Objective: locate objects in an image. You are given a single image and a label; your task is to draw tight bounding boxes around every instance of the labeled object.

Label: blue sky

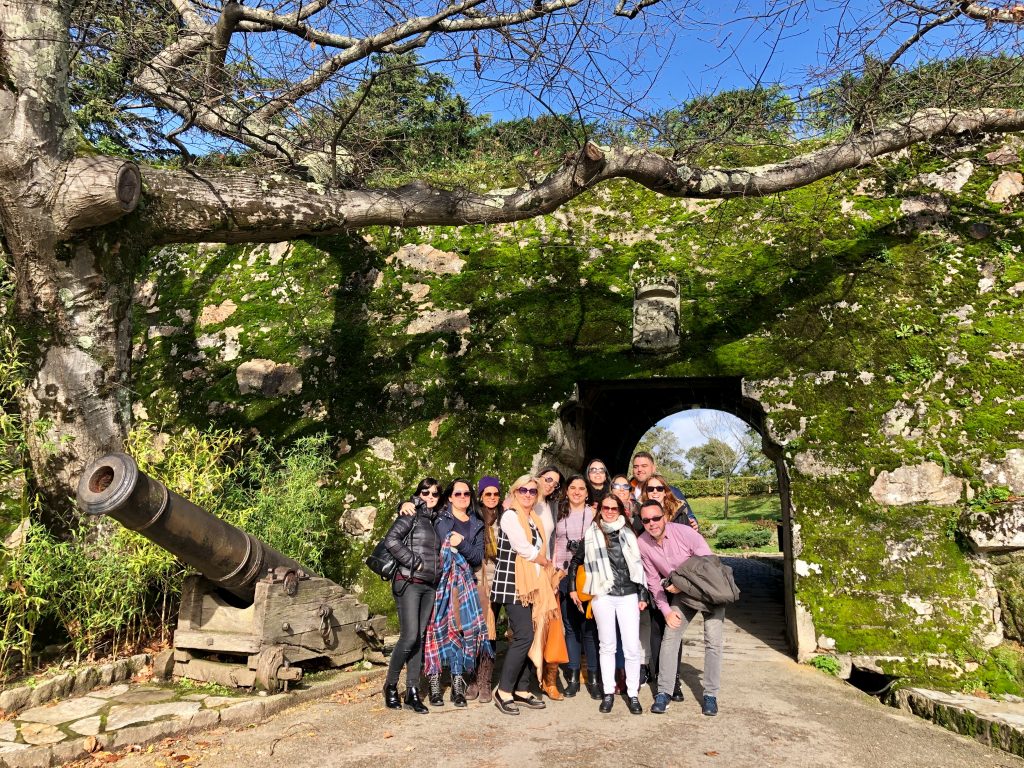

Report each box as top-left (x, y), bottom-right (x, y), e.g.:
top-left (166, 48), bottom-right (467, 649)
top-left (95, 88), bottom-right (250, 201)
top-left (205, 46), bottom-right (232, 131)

top-left (645, 408), bottom-right (750, 467)
top-left (424, 2), bottom-right (1015, 124)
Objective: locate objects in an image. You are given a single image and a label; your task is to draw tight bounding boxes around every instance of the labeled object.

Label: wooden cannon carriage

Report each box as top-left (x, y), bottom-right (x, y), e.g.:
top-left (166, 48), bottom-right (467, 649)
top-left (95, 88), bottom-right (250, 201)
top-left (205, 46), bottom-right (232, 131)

top-left (77, 453), bottom-right (385, 692)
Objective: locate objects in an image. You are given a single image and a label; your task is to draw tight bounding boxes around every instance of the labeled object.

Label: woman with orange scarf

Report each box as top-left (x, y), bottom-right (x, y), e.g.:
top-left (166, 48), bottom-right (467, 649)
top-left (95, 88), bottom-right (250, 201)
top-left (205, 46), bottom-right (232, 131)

top-left (489, 473), bottom-right (560, 715)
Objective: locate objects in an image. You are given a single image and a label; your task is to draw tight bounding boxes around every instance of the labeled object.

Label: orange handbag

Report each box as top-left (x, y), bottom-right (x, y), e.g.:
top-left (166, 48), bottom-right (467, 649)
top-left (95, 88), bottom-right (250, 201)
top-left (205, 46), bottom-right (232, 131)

top-left (575, 566), bottom-right (593, 619)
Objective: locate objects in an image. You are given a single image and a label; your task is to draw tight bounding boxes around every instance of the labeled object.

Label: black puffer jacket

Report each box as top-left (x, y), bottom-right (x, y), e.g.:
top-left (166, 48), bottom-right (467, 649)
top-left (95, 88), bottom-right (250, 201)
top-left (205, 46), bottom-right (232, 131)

top-left (384, 501), bottom-right (441, 586)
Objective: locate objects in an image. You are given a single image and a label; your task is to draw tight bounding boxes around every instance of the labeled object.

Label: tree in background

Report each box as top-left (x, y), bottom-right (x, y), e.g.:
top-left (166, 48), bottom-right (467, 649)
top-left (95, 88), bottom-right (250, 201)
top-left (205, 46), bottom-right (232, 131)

top-left (7, 1), bottom-right (1024, 517)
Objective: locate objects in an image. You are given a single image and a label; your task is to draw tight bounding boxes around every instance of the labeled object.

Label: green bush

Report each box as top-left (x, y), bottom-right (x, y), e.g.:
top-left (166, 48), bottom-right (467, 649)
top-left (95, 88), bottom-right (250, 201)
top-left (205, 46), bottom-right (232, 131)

top-left (714, 526), bottom-right (773, 549)
top-left (0, 423), bottom-right (341, 678)
top-left (677, 477), bottom-right (773, 497)
top-left (809, 654), bottom-right (841, 676)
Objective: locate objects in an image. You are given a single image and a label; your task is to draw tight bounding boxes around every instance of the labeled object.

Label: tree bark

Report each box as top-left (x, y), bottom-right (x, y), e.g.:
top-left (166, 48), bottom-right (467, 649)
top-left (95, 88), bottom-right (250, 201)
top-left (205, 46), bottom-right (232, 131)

top-left (0, 2), bottom-right (143, 522)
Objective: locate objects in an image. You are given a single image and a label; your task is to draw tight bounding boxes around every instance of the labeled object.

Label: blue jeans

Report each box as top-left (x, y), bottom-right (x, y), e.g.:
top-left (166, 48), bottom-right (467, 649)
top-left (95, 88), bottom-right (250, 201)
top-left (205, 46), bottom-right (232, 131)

top-left (559, 576), bottom-right (598, 673)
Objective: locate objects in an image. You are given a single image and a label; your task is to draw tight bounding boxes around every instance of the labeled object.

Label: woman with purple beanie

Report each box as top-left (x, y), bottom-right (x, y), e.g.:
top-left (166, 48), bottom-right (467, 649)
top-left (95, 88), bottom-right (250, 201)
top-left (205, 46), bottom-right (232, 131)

top-left (464, 474), bottom-right (502, 701)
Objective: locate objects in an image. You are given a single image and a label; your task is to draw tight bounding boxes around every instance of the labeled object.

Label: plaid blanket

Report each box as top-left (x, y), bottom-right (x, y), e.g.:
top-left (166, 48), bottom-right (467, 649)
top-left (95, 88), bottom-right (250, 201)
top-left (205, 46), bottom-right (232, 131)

top-left (423, 538), bottom-right (489, 675)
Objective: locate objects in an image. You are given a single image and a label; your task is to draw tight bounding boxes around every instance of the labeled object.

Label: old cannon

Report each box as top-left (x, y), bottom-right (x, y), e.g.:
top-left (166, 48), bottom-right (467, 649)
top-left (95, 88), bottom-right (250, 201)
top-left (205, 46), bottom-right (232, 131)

top-left (77, 452), bottom-right (385, 692)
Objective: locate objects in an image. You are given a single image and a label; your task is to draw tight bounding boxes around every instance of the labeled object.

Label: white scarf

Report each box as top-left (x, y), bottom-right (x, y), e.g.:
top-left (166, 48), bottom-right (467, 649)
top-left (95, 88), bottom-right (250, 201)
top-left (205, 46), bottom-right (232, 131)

top-left (582, 517), bottom-right (647, 597)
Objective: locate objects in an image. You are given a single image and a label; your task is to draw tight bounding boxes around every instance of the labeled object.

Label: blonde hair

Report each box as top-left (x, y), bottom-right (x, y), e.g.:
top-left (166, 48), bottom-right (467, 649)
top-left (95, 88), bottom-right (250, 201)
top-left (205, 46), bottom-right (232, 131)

top-left (508, 474), bottom-right (541, 515)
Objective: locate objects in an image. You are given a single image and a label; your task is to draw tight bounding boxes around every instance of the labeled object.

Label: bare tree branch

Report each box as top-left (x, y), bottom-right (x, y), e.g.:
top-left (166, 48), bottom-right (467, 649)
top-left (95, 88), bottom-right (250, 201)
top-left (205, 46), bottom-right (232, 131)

top-left (140, 107), bottom-right (1024, 243)
top-left (960, 2), bottom-right (1024, 24)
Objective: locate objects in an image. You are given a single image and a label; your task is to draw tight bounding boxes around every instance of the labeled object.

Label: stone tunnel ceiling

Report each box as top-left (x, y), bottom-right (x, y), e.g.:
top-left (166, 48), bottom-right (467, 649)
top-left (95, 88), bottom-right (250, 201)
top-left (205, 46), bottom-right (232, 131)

top-left (111, 137), bottom-right (1024, 686)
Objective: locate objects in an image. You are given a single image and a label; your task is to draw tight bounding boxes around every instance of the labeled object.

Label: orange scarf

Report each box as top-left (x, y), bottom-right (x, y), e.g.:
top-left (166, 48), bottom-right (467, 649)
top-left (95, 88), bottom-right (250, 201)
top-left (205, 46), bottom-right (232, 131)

top-left (511, 506), bottom-right (559, 673)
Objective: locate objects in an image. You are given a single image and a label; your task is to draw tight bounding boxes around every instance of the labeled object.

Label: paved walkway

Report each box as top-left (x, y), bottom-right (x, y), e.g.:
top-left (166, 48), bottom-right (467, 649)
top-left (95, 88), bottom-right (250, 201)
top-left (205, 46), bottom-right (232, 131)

top-left (691, 556), bottom-right (790, 661)
top-left (95, 659), bottom-right (1024, 768)
top-left (5, 556), bottom-right (1024, 766)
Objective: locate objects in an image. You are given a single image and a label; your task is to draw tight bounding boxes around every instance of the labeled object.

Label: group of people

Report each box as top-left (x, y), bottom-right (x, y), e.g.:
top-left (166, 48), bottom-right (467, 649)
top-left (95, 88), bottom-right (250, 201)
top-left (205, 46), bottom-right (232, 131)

top-left (379, 451), bottom-right (734, 718)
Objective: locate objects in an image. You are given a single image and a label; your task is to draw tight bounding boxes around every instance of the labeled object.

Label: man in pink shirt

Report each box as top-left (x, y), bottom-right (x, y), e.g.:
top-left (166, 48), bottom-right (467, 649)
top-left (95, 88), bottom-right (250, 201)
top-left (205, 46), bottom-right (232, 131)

top-left (637, 499), bottom-right (724, 716)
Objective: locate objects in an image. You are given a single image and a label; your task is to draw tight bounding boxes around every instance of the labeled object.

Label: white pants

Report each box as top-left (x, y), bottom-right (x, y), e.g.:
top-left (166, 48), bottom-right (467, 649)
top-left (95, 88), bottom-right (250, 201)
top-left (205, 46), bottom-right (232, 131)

top-left (590, 592), bottom-right (643, 698)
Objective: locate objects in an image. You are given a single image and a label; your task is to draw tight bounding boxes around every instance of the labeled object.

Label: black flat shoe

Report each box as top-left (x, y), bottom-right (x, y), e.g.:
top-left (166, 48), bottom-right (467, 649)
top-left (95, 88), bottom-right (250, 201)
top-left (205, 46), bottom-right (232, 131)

top-left (587, 678), bottom-right (602, 700)
top-left (599, 694), bottom-right (614, 713)
top-left (512, 692), bottom-right (546, 709)
top-left (493, 690), bottom-right (520, 716)
top-left (383, 683), bottom-right (401, 710)
top-left (628, 696), bottom-right (643, 715)
top-left (404, 687), bottom-right (429, 714)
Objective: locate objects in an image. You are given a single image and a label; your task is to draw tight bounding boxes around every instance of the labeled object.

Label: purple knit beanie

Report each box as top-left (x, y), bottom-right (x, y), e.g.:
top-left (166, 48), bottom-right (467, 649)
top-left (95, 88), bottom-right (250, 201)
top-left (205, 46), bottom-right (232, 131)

top-left (477, 475), bottom-right (501, 496)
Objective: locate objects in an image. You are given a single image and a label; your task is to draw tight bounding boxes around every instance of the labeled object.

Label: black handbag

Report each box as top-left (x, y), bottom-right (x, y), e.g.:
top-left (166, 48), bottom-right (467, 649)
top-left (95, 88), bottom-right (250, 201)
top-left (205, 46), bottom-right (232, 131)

top-left (366, 537), bottom-right (399, 580)
top-left (366, 514), bottom-right (415, 580)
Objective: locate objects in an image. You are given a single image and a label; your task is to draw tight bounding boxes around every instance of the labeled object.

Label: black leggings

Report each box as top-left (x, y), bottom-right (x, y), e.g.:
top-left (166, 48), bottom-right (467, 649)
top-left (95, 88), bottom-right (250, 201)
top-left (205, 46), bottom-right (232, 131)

top-left (386, 581), bottom-right (435, 687)
top-left (498, 602), bottom-right (534, 692)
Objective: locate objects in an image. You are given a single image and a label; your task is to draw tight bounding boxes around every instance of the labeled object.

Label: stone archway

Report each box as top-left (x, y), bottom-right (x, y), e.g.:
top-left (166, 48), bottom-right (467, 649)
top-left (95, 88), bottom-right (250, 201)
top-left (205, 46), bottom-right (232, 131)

top-left (538, 376), bottom-right (800, 657)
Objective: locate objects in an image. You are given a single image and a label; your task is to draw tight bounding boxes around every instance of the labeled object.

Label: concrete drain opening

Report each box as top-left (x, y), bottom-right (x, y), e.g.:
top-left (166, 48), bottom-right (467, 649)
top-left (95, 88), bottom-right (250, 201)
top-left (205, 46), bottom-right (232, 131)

top-left (846, 665), bottom-right (898, 698)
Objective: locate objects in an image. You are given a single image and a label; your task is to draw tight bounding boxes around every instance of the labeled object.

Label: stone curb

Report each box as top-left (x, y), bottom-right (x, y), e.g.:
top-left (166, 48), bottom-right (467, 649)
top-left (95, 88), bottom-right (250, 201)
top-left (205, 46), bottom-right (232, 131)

top-left (895, 687), bottom-right (1024, 758)
top-left (0, 666), bottom-right (382, 768)
top-left (0, 655), bottom-right (151, 716)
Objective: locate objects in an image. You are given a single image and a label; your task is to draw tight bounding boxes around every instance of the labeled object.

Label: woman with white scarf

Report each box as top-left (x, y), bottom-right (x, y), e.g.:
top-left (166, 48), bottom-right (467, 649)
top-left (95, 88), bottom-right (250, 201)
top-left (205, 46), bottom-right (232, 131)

top-left (568, 493), bottom-right (649, 715)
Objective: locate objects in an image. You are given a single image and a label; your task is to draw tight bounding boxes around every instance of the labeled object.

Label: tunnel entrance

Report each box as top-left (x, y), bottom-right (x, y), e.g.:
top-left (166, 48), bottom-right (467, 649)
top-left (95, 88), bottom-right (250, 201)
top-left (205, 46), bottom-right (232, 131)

top-left (542, 376), bottom-right (799, 658)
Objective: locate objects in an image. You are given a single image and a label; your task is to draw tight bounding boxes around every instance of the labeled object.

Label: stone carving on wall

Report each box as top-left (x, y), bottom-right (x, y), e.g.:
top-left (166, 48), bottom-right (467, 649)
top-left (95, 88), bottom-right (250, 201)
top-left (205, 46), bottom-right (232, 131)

top-left (632, 277), bottom-right (679, 353)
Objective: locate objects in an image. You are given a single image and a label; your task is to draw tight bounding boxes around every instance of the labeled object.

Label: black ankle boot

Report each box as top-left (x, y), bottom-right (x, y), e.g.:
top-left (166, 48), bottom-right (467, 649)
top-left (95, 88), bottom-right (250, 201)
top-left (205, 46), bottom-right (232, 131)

top-left (586, 673), bottom-right (602, 700)
top-left (384, 683), bottom-right (401, 710)
top-left (564, 669), bottom-right (580, 697)
top-left (451, 674), bottom-right (468, 708)
top-left (404, 687), bottom-right (428, 714)
top-left (428, 673), bottom-right (444, 706)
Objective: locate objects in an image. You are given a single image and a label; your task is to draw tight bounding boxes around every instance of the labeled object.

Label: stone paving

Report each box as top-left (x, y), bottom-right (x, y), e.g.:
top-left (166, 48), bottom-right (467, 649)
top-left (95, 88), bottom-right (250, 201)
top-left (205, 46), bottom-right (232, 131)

top-left (4, 556), bottom-right (1024, 763)
top-left (0, 670), bottom-right (374, 768)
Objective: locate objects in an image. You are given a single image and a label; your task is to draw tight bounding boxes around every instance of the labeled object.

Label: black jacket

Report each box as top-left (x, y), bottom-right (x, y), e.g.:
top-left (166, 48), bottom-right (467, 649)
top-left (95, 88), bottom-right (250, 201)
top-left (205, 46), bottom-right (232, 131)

top-left (384, 502), bottom-right (441, 585)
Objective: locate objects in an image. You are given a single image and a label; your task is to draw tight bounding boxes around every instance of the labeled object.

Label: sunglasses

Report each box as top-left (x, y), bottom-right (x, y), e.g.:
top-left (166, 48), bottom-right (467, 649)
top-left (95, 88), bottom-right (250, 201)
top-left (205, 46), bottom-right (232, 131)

top-left (611, 482), bottom-right (631, 490)
top-left (588, 467), bottom-right (607, 474)
top-left (420, 489), bottom-right (440, 497)
top-left (451, 491), bottom-right (471, 498)
top-left (646, 485), bottom-right (666, 493)
top-left (516, 487), bottom-right (539, 496)
top-left (481, 490), bottom-right (500, 497)
top-left (541, 476), bottom-right (558, 484)
top-left (641, 514), bottom-right (663, 524)
top-left (599, 504), bottom-right (619, 512)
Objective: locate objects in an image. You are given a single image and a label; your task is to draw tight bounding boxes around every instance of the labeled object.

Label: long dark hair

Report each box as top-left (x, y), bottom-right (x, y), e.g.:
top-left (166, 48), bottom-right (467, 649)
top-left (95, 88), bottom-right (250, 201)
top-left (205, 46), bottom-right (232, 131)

top-left (476, 476), bottom-right (501, 560)
top-left (538, 464), bottom-right (565, 507)
top-left (584, 458), bottom-right (610, 504)
top-left (557, 474), bottom-right (588, 522)
top-left (595, 493), bottom-right (626, 548)
top-left (439, 477), bottom-right (477, 517)
top-left (414, 477), bottom-right (441, 495)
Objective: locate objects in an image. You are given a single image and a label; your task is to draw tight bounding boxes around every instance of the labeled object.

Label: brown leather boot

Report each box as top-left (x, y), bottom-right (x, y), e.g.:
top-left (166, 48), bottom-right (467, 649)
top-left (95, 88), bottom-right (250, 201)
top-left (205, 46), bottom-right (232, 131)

top-left (465, 672), bottom-right (479, 702)
top-left (541, 662), bottom-right (564, 700)
top-left (476, 655), bottom-right (493, 703)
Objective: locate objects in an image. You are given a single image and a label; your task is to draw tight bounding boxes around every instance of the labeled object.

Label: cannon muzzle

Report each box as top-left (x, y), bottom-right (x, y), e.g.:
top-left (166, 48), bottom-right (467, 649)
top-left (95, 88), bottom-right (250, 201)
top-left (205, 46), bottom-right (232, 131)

top-left (77, 452), bottom-right (311, 603)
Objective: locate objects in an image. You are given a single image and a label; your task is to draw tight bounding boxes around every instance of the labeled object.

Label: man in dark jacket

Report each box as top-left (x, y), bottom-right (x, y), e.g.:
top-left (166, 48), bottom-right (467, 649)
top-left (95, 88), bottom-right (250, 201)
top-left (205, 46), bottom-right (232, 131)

top-left (637, 500), bottom-right (725, 717)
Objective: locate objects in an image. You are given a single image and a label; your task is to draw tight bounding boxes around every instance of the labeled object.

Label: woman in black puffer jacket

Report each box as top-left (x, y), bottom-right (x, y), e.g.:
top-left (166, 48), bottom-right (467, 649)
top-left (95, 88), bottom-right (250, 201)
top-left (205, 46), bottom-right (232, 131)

top-left (382, 478), bottom-right (443, 714)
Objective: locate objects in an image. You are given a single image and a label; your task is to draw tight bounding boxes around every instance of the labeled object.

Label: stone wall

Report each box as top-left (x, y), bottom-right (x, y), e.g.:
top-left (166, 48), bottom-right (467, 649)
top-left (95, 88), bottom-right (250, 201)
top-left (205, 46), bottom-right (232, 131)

top-left (127, 136), bottom-right (1024, 685)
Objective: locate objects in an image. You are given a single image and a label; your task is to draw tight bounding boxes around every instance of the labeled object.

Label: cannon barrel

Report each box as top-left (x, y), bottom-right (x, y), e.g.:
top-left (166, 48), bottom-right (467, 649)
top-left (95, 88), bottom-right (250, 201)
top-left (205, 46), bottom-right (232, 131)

top-left (76, 452), bottom-right (312, 603)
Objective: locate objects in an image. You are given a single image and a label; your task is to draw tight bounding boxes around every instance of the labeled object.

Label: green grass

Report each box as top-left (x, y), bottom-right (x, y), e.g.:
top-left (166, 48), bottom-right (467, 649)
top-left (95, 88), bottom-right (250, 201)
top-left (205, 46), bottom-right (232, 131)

top-left (689, 494), bottom-right (783, 554)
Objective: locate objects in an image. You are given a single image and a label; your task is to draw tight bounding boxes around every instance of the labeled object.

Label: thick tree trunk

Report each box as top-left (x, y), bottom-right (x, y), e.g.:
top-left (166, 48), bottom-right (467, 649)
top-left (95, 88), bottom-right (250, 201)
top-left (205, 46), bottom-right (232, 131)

top-left (0, 1), bottom-right (143, 524)
top-left (9, 234), bottom-right (141, 525)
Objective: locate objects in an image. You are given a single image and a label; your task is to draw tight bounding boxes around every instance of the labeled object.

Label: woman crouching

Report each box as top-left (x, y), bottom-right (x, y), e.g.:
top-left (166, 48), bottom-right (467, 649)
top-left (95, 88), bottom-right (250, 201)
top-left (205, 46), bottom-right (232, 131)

top-left (568, 493), bottom-right (649, 715)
